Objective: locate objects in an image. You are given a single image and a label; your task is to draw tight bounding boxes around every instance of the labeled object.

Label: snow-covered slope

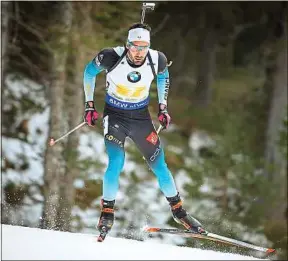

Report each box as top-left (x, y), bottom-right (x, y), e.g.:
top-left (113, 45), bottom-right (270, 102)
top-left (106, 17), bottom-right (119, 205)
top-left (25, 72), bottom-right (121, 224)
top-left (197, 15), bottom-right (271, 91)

top-left (2, 225), bottom-right (262, 260)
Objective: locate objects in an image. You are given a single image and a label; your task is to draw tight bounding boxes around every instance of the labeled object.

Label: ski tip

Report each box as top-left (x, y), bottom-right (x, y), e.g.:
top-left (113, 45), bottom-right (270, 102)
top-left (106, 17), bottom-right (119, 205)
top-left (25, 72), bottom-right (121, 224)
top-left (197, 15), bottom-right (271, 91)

top-left (266, 248), bottom-right (276, 254)
top-left (144, 227), bottom-right (160, 232)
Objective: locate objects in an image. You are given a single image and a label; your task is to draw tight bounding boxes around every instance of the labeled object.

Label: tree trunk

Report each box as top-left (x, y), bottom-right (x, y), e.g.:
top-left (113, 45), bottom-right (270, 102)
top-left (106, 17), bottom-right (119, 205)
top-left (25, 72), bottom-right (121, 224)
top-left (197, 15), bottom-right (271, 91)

top-left (264, 21), bottom-right (287, 220)
top-left (41, 2), bottom-right (73, 230)
top-left (57, 3), bottom-right (89, 231)
top-left (193, 16), bottom-right (217, 107)
top-left (221, 171), bottom-right (229, 211)
top-left (1, 1), bottom-right (11, 83)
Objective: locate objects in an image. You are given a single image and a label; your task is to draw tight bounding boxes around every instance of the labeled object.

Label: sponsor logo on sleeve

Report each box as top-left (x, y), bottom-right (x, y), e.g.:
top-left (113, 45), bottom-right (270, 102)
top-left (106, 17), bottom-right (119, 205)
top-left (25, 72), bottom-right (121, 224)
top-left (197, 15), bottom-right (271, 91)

top-left (164, 78), bottom-right (169, 101)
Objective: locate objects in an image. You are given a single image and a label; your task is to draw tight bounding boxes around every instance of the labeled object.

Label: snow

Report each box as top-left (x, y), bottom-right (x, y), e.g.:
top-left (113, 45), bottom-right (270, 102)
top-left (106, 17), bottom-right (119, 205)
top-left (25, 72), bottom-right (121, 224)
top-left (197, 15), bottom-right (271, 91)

top-left (167, 144), bottom-right (183, 155)
top-left (2, 76), bottom-right (49, 190)
top-left (78, 131), bottom-right (106, 162)
top-left (189, 130), bottom-right (215, 151)
top-left (5, 75), bottom-right (47, 107)
top-left (2, 137), bottom-right (44, 185)
top-left (2, 225), bottom-right (263, 260)
top-left (174, 169), bottom-right (191, 197)
top-left (27, 107), bottom-right (50, 150)
top-left (71, 207), bottom-right (100, 229)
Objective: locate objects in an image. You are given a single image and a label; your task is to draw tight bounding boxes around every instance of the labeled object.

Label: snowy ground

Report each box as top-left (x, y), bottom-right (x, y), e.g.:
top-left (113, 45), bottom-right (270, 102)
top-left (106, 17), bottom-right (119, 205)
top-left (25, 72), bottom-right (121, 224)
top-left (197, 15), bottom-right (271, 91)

top-left (2, 225), bottom-right (264, 260)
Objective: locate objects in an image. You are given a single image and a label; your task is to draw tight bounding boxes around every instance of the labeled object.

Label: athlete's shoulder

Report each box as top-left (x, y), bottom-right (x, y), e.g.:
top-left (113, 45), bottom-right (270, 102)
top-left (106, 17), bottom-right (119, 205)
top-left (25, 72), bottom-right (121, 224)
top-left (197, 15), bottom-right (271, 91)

top-left (94, 47), bottom-right (121, 70)
top-left (112, 46), bottom-right (126, 56)
top-left (157, 51), bottom-right (168, 64)
top-left (151, 49), bottom-right (168, 74)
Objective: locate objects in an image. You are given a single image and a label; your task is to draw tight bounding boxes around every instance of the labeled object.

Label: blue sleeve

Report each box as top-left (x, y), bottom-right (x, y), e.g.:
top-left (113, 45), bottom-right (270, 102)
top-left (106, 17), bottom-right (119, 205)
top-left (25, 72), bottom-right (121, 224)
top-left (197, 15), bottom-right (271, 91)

top-left (156, 67), bottom-right (169, 106)
top-left (83, 60), bottom-right (104, 102)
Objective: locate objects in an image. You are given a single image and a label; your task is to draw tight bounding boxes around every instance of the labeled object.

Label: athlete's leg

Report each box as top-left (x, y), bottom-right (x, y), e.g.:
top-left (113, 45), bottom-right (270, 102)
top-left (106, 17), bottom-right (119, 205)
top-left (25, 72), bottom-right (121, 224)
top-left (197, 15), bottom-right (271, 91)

top-left (129, 118), bottom-right (177, 198)
top-left (98, 113), bottom-right (128, 233)
top-left (102, 114), bottom-right (128, 201)
top-left (129, 117), bottom-right (206, 233)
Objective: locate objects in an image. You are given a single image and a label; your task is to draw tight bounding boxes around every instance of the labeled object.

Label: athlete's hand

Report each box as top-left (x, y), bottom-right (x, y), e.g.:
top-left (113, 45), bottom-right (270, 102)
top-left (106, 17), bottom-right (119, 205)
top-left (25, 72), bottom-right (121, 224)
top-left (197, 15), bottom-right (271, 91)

top-left (84, 101), bottom-right (99, 127)
top-left (158, 104), bottom-right (171, 129)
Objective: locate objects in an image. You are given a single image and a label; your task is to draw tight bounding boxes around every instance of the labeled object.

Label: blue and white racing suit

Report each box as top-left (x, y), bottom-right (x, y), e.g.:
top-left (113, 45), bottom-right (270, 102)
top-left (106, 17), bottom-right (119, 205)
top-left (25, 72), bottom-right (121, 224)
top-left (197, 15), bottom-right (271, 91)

top-left (83, 46), bottom-right (178, 201)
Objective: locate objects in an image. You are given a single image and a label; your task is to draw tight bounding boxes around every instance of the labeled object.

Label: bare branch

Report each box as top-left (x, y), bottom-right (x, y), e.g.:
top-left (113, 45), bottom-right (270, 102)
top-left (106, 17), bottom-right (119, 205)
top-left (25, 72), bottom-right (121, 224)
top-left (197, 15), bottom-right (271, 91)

top-left (11, 2), bottom-right (19, 45)
top-left (151, 14), bottom-right (170, 36)
top-left (10, 15), bottom-right (52, 53)
top-left (17, 52), bottom-right (48, 84)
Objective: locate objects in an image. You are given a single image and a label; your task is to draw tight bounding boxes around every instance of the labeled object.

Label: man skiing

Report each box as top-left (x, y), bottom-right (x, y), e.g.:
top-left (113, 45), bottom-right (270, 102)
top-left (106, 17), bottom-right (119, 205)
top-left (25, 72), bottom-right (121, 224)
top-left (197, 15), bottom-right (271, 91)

top-left (83, 23), bottom-right (206, 239)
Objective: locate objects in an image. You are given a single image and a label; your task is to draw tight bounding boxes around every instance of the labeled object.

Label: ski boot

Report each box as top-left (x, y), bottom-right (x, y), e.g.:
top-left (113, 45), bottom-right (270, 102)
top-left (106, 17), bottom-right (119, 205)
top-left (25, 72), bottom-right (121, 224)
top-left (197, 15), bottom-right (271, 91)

top-left (166, 193), bottom-right (207, 235)
top-left (97, 199), bottom-right (115, 242)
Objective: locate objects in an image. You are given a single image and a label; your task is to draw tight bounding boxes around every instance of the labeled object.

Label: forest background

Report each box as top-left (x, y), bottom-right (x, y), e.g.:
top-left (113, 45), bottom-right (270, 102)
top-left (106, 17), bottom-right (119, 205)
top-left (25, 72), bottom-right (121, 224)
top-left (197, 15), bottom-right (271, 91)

top-left (1, 1), bottom-right (287, 259)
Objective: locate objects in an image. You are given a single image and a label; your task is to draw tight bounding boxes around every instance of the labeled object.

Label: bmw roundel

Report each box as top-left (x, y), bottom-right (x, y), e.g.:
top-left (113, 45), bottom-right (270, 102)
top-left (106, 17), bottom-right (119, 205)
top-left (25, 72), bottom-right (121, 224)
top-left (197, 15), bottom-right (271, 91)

top-left (127, 71), bottom-right (141, 83)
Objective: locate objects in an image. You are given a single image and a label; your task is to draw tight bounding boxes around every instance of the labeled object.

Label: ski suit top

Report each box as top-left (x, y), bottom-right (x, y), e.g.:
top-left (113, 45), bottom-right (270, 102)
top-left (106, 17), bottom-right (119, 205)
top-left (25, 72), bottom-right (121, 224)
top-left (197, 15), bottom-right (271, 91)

top-left (83, 46), bottom-right (170, 111)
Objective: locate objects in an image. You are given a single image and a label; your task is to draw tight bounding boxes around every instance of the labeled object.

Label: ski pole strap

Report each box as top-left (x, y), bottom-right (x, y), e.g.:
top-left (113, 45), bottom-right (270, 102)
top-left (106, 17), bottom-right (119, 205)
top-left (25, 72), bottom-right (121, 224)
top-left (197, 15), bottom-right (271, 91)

top-left (147, 51), bottom-right (157, 78)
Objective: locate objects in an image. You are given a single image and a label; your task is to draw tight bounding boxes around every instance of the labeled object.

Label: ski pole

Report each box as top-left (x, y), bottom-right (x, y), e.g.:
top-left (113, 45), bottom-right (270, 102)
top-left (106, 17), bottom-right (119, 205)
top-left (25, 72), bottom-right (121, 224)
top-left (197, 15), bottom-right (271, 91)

top-left (49, 121), bottom-right (86, 147)
top-left (156, 124), bottom-right (164, 134)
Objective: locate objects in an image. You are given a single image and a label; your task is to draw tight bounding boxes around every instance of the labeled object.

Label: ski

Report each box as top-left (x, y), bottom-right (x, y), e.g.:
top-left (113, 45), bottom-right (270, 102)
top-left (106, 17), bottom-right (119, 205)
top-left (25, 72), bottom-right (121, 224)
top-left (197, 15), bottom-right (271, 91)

top-left (144, 227), bottom-right (276, 255)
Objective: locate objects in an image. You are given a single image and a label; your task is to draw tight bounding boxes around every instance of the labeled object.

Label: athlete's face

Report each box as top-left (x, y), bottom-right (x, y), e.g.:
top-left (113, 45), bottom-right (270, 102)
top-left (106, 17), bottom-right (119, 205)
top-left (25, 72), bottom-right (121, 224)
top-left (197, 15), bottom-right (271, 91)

top-left (127, 40), bottom-right (150, 65)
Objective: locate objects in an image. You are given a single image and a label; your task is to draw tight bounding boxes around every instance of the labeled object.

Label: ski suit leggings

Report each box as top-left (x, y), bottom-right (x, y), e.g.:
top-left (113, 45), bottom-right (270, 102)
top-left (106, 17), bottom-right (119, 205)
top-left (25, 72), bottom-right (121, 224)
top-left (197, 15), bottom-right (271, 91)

top-left (101, 105), bottom-right (178, 201)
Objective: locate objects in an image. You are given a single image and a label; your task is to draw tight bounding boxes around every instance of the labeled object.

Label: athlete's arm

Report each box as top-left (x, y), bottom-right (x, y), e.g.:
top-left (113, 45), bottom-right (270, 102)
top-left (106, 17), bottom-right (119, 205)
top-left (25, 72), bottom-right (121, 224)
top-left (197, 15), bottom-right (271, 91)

top-left (83, 48), bottom-right (120, 102)
top-left (156, 51), bottom-right (171, 129)
top-left (156, 51), bottom-right (170, 107)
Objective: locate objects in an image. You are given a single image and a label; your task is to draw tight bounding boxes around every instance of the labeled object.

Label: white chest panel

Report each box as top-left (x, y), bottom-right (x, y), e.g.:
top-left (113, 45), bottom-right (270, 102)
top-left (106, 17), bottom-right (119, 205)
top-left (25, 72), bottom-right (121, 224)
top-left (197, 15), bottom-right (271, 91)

top-left (105, 47), bottom-right (159, 109)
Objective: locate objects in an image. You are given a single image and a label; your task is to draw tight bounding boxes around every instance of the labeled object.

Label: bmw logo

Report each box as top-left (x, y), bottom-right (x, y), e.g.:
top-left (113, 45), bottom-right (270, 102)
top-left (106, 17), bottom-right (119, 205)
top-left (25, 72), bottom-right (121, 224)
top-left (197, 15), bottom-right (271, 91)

top-left (127, 71), bottom-right (141, 83)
